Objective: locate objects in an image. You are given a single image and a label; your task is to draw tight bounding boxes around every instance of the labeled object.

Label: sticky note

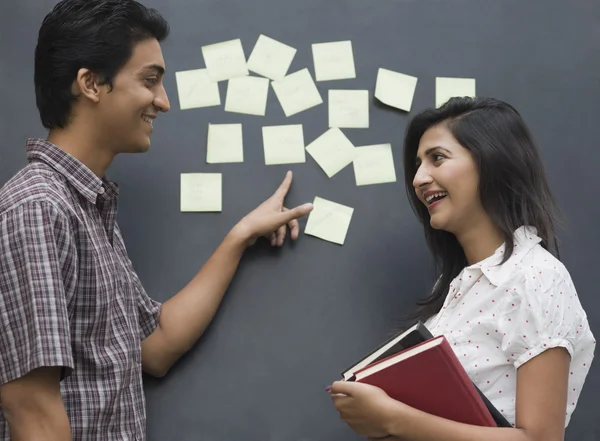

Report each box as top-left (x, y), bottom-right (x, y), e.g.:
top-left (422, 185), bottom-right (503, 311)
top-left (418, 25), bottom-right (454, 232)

top-left (262, 125), bottom-right (305, 165)
top-left (436, 77), bottom-right (476, 108)
top-left (201, 39), bottom-right (249, 82)
top-left (329, 90), bottom-right (369, 128)
top-left (247, 34), bottom-right (297, 81)
top-left (312, 41), bottom-right (356, 82)
top-left (304, 197), bottom-right (354, 245)
top-left (353, 144), bottom-right (397, 186)
top-left (271, 68), bottom-right (323, 117)
top-left (375, 68), bottom-right (418, 112)
top-left (224, 76), bottom-right (270, 116)
top-left (180, 173), bottom-right (222, 212)
top-left (175, 69), bottom-right (221, 110)
top-left (207, 123), bottom-right (243, 163)
top-left (305, 128), bottom-right (358, 178)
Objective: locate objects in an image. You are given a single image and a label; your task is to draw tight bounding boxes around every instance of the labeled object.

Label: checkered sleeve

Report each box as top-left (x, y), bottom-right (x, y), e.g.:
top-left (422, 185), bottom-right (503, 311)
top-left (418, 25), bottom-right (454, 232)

top-left (136, 283), bottom-right (162, 340)
top-left (0, 201), bottom-right (75, 385)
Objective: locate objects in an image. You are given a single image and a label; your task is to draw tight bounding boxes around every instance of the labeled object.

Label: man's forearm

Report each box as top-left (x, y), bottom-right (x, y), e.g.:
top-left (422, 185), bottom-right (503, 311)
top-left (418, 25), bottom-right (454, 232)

top-left (142, 227), bottom-right (248, 374)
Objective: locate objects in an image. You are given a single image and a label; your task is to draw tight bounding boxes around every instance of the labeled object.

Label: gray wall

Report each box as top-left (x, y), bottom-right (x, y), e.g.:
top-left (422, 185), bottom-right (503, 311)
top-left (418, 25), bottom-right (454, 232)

top-left (1, 0), bottom-right (598, 440)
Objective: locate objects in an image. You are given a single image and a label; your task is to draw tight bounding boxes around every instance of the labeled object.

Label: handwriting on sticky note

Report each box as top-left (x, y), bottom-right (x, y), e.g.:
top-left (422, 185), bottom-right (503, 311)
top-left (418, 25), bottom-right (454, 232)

top-left (262, 124), bottom-right (305, 165)
top-left (247, 35), bottom-right (297, 81)
top-left (435, 77), bottom-right (476, 108)
top-left (329, 90), bottom-right (369, 129)
top-left (353, 144), bottom-right (397, 186)
top-left (202, 39), bottom-right (249, 82)
top-left (180, 173), bottom-right (222, 212)
top-left (375, 68), bottom-right (418, 112)
top-left (271, 68), bottom-right (323, 117)
top-left (175, 69), bottom-right (221, 110)
top-left (225, 76), bottom-right (270, 116)
top-left (305, 128), bottom-right (358, 178)
top-left (207, 124), bottom-right (244, 164)
top-left (312, 41), bottom-right (356, 82)
top-left (305, 196), bottom-right (354, 245)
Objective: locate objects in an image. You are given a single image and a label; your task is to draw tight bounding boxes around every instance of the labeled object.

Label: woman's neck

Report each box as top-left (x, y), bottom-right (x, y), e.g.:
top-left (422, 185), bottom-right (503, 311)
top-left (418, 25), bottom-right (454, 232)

top-left (455, 220), bottom-right (505, 265)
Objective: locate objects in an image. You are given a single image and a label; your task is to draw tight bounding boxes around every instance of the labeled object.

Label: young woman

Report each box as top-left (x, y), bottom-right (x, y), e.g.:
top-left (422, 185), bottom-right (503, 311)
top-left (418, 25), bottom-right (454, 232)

top-left (328, 97), bottom-right (595, 441)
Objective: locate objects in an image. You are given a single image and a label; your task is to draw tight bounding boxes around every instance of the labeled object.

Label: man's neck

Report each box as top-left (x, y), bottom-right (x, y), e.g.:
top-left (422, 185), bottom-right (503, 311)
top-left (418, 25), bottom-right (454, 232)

top-left (47, 125), bottom-right (115, 177)
top-left (455, 218), bottom-right (505, 266)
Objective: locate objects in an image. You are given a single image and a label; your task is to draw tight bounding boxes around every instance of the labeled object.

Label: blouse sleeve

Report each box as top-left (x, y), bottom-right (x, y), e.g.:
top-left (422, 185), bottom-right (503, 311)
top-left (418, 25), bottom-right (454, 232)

top-left (499, 271), bottom-right (582, 369)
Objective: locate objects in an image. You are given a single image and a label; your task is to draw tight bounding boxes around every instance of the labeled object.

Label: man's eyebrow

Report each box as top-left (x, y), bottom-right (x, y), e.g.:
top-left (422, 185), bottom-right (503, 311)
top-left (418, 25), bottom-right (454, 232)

top-left (141, 64), bottom-right (165, 76)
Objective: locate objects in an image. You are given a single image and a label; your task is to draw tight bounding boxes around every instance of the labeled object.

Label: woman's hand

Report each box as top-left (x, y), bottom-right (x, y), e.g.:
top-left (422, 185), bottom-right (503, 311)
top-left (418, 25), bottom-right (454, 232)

top-left (328, 381), bottom-right (406, 438)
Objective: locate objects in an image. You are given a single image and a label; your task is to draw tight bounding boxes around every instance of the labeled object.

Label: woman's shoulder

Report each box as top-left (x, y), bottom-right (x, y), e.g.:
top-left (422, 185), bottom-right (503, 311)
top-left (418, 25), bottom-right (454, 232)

top-left (506, 242), bottom-right (573, 290)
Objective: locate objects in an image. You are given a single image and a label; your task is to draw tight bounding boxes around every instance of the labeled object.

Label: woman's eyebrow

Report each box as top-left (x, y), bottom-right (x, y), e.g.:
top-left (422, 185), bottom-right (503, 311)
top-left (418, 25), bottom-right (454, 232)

top-left (415, 146), bottom-right (452, 165)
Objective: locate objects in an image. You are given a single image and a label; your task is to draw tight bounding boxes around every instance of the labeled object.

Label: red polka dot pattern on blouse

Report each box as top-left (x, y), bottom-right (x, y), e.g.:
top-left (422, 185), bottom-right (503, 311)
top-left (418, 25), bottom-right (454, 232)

top-left (422, 226), bottom-right (596, 429)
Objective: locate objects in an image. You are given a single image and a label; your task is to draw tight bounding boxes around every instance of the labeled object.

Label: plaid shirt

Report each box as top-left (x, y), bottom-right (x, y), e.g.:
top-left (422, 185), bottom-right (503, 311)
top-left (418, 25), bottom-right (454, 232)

top-left (0, 139), bottom-right (162, 440)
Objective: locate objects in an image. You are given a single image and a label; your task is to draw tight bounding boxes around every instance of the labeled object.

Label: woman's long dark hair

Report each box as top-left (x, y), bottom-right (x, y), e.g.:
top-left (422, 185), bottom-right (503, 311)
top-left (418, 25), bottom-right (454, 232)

top-left (403, 97), bottom-right (562, 324)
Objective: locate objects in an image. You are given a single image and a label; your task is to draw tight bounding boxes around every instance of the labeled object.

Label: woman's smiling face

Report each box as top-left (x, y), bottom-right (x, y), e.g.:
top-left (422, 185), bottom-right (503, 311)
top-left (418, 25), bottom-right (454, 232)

top-left (413, 124), bottom-right (488, 236)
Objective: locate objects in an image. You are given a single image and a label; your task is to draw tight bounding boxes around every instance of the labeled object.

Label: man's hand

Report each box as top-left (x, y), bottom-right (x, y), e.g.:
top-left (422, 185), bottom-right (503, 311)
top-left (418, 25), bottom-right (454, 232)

top-left (232, 171), bottom-right (313, 247)
top-left (142, 171), bottom-right (313, 376)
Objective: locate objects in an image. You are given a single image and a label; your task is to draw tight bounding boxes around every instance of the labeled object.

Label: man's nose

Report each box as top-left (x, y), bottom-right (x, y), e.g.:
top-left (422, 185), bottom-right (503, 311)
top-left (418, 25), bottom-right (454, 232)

top-left (155, 85), bottom-right (171, 113)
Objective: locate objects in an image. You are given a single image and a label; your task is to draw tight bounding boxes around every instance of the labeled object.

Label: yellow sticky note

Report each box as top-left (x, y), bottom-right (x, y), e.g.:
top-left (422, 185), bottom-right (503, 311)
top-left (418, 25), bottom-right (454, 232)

top-left (271, 68), bottom-right (323, 117)
top-left (202, 39), bottom-right (249, 82)
top-left (262, 125), bottom-right (305, 165)
top-left (225, 76), bottom-right (270, 116)
top-left (247, 34), bottom-right (297, 81)
top-left (175, 69), bottom-right (221, 110)
top-left (312, 41), bottom-right (356, 82)
top-left (305, 197), bottom-right (354, 245)
top-left (207, 124), bottom-right (243, 164)
top-left (329, 90), bottom-right (369, 129)
top-left (375, 68), bottom-right (418, 112)
top-left (435, 77), bottom-right (476, 108)
top-left (180, 173), bottom-right (222, 212)
top-left (305, 128), bottom-right (357, 178)
top-left (353, 144), bottom-right (397, 186)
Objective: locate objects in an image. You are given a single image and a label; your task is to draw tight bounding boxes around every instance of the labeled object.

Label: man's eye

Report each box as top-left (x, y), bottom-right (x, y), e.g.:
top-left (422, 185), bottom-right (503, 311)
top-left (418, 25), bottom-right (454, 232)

top-left (145, 77), bottom-right (158, 85)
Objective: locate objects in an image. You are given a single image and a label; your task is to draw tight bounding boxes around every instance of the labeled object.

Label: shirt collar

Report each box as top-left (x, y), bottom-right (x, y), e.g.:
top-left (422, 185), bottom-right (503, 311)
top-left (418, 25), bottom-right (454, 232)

top-left (469, 226), bottom-right (542, 286)
top-left (26, 138), bottom-right (119, 204)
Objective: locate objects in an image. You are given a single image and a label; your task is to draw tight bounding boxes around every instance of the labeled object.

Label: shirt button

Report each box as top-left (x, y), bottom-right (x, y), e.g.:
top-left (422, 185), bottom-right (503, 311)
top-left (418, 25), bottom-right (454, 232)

top-left (98, 187), bottom-right (105, 194)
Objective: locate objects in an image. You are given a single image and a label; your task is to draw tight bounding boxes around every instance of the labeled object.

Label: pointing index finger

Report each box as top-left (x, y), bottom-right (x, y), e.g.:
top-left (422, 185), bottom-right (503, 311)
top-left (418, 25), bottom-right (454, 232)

top-left (274, 171), bottom-right (293, 199)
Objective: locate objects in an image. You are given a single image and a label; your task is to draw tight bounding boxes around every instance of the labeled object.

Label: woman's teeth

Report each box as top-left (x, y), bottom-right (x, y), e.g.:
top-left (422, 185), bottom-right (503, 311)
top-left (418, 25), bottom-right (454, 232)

top-left (426, 192), bottom-right (448, 204)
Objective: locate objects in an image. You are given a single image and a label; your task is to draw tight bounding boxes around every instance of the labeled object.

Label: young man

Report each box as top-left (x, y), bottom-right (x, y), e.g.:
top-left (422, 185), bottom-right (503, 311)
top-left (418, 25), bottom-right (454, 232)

top-left (0, 1), bottom-right (313, 440)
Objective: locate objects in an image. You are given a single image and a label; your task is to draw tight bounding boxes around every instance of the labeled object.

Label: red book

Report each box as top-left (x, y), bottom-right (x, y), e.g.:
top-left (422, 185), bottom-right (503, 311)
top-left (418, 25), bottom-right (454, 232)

top-left (351, 335), bottom-right (497, 427)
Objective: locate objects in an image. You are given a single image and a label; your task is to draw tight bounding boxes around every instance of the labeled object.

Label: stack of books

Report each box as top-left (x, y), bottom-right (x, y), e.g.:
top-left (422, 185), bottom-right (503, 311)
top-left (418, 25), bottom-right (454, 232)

top-left (340, 321), bottom-right (512, 428)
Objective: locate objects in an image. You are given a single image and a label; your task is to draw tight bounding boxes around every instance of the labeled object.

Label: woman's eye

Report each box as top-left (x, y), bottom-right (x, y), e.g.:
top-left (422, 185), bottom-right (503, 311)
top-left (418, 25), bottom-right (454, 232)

top-left (433, 153), bottom-right (445, 162)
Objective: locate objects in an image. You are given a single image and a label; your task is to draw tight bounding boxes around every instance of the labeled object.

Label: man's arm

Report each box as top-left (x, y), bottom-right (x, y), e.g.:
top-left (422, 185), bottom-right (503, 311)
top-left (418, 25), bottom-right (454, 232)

top-left (141, 171), bottom-right (313, 377)
top-left (140, 229), bottom-right (246, 377)
top-left (1, 367), bottom-right (71, 441)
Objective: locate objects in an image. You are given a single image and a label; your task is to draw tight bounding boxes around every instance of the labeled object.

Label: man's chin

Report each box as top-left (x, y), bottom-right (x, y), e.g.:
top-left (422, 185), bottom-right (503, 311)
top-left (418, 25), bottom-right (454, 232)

top-left (127, 139), bottom-right (151, 153)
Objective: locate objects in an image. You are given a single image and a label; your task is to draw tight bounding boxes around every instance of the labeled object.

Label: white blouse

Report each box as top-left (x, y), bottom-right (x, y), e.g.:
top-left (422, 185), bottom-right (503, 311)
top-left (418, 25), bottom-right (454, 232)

top-left (424, 226), bottom-right (595, 427)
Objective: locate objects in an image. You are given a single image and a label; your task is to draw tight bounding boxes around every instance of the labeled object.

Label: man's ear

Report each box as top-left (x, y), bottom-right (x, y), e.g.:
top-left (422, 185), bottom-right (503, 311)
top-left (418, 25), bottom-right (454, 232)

top-left (73, 68), bottom-right (103, 103)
